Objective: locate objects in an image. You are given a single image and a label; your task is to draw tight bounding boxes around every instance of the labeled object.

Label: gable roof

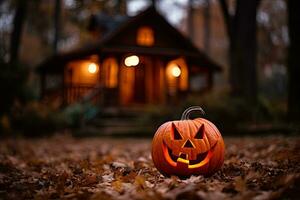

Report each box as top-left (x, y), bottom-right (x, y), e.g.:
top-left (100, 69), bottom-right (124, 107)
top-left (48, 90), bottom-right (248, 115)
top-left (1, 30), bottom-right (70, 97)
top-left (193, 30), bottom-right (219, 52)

top-left (37, 6), bottom-right (222, 73)
top-left (88, 12), bottom-right (128, 38)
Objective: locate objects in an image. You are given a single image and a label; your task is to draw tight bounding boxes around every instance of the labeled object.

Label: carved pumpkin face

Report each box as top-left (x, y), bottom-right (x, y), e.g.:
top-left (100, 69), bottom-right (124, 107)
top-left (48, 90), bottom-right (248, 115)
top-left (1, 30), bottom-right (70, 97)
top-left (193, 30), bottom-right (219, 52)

top-left (151, 107), bottom-right (225, 177)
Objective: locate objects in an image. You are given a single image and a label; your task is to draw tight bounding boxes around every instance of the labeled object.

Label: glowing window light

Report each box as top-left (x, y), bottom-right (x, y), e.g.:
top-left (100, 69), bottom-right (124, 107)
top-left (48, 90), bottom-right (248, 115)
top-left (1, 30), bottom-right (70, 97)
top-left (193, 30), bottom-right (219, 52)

top-left (88, 63), bottom-right (98, 74)
top-left (171, 64), bottom-right (181, 77)
top-left (124, 55), bottom-right (139, 67)
top-left (137, 26), bottom-right (154, 46)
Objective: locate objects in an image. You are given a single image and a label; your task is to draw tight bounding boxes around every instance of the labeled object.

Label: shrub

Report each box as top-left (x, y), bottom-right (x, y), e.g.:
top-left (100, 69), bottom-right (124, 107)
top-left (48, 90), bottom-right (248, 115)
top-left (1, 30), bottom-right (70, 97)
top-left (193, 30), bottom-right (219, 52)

top-left (180, 89), bottom-right (286, 133)
top-left (63, 103), bottom-right (99, 128)
top-left (10, 101), bottom-right (68, 136)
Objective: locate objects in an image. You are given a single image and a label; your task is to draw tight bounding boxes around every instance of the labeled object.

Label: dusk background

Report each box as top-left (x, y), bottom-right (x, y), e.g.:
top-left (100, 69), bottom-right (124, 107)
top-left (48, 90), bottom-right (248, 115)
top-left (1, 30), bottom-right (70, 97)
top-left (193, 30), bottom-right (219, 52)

top-left (0, 0), bottom-right (299, 199)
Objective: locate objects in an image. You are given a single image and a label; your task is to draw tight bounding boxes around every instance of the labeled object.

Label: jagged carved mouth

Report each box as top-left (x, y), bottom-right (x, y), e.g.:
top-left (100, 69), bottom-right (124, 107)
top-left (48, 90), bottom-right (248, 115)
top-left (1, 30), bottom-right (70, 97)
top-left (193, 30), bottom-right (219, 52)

top-left (163, 142), bottom-right (215, 169)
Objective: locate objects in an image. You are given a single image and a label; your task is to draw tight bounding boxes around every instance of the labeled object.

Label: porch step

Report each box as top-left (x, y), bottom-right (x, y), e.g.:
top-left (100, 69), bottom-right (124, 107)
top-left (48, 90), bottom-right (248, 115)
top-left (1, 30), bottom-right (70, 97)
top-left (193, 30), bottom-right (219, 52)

top-left (74, 107), bottom-right (160, 137)
top-left (74, 125), bottom-right (155, 137)
top-left (96, 107), bottom-right (147, 118)
top-left (90, 118), bottom-right (147, 127)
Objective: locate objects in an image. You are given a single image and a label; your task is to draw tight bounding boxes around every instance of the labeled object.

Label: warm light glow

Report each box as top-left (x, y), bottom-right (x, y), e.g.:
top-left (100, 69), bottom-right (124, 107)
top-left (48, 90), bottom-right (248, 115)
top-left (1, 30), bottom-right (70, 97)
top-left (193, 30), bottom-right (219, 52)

top-left (103, 57), bottom-right (118, 88)
top-left (88, 63), bottom-right (98, 74)
top-left (124, 55), bottom-right (139, 67)
top-left (171, 64), bottom-right (181, 77)
top-left (137, 26), bottom-right (154, 46)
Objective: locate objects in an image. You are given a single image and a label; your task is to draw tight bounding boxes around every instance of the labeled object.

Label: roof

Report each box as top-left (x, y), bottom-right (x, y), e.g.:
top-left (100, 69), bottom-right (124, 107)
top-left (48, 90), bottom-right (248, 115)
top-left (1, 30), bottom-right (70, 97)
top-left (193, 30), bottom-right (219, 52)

top-left (88, 12), bottom-right (128, 38)
top-left (37, 6), bottom-right (222, 73)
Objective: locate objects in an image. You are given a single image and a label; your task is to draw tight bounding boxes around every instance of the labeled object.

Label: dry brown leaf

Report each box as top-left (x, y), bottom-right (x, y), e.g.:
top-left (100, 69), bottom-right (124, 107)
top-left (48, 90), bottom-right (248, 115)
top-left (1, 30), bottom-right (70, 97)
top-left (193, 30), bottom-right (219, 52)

top-left (0, 136), bottom-right (299, 200)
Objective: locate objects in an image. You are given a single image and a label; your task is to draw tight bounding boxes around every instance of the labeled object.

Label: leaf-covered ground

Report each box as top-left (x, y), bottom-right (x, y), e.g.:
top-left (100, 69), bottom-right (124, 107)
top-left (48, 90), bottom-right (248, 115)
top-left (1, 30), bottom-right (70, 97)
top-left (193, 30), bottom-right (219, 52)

top-left (0, 135), bottom-right (299, 200)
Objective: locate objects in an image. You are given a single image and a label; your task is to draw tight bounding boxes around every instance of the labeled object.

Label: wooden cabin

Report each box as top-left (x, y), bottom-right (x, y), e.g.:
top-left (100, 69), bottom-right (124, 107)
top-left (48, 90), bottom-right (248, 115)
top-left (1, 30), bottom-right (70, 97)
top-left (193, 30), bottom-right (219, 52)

top-left (37, 7), bottom-right (221, 107)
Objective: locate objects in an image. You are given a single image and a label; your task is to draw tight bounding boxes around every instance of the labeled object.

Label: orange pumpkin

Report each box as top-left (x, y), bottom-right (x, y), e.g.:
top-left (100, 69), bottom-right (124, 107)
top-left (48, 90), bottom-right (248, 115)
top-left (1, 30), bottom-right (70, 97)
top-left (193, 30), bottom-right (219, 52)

top-left (151, 106), bottom-right (225, 177)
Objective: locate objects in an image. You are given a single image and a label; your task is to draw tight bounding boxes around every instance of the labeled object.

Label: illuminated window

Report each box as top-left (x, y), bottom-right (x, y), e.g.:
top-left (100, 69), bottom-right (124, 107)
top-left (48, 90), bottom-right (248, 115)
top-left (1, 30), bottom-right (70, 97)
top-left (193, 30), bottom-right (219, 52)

top-left (166, 58), bottom-right (188, 95)
top-left (137, 26), bottom-right (154, 46)
top-left (103, 57), bottom-right (118, 88)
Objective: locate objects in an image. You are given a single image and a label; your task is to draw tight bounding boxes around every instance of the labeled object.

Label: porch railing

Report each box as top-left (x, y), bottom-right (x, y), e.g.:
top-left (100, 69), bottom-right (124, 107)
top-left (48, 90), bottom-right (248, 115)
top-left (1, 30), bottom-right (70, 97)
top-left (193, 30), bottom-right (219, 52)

top-left (64, 83), bottom-right (102, 105)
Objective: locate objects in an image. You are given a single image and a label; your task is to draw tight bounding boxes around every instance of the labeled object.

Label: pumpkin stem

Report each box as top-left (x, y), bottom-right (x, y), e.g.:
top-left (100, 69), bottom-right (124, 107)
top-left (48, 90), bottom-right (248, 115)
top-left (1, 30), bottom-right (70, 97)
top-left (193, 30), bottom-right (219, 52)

top-left (181, 106), bottom-right (205, 120)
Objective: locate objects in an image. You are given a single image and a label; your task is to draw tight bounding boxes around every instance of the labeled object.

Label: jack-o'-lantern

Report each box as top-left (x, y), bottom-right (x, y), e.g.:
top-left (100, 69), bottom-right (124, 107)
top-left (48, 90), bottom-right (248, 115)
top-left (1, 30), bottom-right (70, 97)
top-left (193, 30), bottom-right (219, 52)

top-left (151, 106), bottom-right (225, 177)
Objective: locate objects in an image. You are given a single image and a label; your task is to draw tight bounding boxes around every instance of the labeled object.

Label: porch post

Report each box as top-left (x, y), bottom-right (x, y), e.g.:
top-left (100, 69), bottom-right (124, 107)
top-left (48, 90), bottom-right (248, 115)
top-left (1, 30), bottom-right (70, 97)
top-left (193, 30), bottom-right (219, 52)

top-left (98, 58), bottom-right (104, 106)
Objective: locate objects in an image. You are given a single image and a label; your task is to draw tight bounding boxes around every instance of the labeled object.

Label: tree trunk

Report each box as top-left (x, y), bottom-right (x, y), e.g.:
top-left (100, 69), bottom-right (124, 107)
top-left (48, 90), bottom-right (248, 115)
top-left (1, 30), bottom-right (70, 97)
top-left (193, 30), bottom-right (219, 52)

top-left (9, 0), bottom-right (27, 64)
top-left (287, 0), bottom-right (300, 122)
top-left (203, 0), bottom-right (211, 54)
top-left (219, 0), bottom-right (260, 104)
top-left (53, 0), bottom-right (61, 53)
top-left (231, 0), bottom-right (259, 103)
top-left (187, 0), bottom-right (194, 41)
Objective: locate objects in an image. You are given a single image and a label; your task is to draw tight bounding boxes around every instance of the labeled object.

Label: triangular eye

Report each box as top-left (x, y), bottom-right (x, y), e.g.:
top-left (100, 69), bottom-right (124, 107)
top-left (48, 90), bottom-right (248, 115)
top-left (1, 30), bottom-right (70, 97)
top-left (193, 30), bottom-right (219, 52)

top-left (194, 125), bottom-right (204, 139)
top-left (172, 123), bottom-right (182, 140)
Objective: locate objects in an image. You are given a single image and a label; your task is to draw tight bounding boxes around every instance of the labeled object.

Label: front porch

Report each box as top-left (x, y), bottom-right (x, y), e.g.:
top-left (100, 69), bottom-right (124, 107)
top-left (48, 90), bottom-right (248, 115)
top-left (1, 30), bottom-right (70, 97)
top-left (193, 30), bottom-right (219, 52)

top-left (41, 54), bottom-right (211, 107)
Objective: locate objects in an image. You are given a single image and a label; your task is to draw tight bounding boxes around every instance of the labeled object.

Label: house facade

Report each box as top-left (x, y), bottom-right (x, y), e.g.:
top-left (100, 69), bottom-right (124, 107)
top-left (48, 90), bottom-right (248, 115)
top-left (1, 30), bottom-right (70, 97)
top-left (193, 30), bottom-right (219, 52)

top-left (37, 7), bottom-right (221, 107)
